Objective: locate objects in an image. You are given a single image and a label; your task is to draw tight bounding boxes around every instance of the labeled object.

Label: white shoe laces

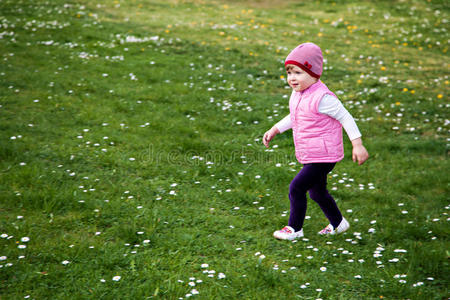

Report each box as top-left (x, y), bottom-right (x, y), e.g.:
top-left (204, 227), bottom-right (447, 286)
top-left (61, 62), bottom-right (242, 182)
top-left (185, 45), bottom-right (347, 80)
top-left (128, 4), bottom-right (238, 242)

top-left (319, 225), bottom-right (333, 234)
top-left (280, 226), bottom-right (293, 234)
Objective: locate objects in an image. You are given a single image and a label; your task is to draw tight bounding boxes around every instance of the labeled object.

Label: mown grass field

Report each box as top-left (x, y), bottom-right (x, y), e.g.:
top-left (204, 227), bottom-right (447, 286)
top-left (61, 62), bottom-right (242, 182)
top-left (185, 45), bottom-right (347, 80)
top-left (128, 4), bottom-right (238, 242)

top-left (0, 0), bottom-right (449, 299)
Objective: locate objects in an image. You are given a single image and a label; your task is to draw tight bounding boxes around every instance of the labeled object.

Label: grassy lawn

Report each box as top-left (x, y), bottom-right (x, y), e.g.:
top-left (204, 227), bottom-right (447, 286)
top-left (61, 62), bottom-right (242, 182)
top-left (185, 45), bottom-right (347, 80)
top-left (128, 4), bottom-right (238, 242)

top-left (0, 0), bottom-right (448, 298)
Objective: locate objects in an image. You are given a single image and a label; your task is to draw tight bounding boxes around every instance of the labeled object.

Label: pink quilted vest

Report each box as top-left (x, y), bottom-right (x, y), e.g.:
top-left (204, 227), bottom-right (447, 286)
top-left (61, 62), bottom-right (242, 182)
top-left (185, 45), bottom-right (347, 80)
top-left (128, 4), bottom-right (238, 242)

top-left (289, 81), bottom-right (344, 164)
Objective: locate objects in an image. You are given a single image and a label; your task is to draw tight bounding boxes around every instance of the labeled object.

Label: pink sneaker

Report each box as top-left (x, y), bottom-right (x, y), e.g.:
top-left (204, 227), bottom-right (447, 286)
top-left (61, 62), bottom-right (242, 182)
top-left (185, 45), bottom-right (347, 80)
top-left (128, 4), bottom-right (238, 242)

top-left (273, 226), bottom-right (304, 240)
top-left (318, 218), bottom-right (350, 235)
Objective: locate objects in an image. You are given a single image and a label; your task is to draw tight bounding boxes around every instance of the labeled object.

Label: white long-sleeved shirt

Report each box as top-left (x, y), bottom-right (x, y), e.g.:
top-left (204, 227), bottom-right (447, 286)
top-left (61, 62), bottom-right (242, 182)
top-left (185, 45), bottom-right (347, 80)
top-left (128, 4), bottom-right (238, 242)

top-left (274, 94), bottom-right (362, 141)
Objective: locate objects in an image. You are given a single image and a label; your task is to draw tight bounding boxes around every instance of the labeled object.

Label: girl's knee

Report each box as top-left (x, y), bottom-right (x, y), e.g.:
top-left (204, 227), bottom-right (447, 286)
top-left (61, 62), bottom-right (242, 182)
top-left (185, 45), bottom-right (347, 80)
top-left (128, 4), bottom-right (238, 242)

top-left (309, 189), bottom-right (326, 202)
top-left (289, 181), bottom-right (306, 196)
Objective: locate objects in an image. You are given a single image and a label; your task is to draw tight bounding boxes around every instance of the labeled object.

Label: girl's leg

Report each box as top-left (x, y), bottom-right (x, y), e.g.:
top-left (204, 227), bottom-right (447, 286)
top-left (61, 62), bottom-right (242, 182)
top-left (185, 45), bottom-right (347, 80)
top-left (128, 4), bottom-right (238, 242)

top-left (308, 163), bottom-right (343, 229)
top-left (288, 163), bottom-right (332, 231)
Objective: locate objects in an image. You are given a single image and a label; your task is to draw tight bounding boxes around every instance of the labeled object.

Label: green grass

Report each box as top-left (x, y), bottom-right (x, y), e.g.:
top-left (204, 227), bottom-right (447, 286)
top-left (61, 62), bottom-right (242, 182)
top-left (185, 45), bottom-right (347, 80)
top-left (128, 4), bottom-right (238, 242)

top-left (0, 0), bottom-right (449, 298)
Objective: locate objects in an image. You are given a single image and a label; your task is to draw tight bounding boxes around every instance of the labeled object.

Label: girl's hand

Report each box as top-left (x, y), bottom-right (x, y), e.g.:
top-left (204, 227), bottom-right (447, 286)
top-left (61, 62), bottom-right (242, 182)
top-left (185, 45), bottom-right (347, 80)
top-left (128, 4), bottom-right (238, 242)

top-left (351, 138), bottom-right (369, 165)
top-left (263, 127), bottom-right (280, 148)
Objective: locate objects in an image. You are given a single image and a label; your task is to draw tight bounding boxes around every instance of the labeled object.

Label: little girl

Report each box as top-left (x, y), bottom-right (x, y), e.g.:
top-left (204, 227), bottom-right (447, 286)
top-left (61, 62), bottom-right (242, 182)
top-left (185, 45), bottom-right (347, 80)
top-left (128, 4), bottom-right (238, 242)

top-left (263, 42), bottom-right (369, 240)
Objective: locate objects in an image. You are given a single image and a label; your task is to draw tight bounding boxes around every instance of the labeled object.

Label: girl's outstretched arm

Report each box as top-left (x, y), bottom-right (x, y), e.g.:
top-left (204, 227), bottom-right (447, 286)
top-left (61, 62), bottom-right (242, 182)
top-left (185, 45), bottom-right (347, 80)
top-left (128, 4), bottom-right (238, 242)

top-left (264, 114), bottom-right (291, 148)
top-left (263, 127), bottom-right (280, 148)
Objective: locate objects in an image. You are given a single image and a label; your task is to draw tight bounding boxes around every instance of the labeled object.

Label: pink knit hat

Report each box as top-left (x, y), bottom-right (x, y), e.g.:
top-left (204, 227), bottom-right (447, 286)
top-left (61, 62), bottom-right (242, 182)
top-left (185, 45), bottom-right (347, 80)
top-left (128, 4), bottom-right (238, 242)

top-left (285, 42), bottom-right (323, 79)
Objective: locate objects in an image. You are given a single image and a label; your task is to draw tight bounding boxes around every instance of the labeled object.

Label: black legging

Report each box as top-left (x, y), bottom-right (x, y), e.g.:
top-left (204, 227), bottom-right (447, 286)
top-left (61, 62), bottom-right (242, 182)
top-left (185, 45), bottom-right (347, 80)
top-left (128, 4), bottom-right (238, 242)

top-left (288, 163), bottom-right (343, 231)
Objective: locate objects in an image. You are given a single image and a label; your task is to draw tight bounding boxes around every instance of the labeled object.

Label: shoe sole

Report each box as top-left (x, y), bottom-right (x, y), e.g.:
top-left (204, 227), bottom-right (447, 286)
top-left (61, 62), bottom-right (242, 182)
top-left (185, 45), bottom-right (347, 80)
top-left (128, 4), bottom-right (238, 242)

top-left (273, 232), bottom-right (304, 240)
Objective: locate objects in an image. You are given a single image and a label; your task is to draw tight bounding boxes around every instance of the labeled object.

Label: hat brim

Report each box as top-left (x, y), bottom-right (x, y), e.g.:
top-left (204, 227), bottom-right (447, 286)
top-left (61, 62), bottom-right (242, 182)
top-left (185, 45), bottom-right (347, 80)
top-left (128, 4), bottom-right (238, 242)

top-left (285, 60), bottom-right (321, 79)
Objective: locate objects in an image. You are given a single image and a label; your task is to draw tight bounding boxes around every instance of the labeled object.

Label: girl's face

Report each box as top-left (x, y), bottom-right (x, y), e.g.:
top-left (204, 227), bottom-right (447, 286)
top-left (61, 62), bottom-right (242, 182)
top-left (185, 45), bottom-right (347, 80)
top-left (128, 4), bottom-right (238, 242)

top-left (286, 65), bottom-right (318, 92)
